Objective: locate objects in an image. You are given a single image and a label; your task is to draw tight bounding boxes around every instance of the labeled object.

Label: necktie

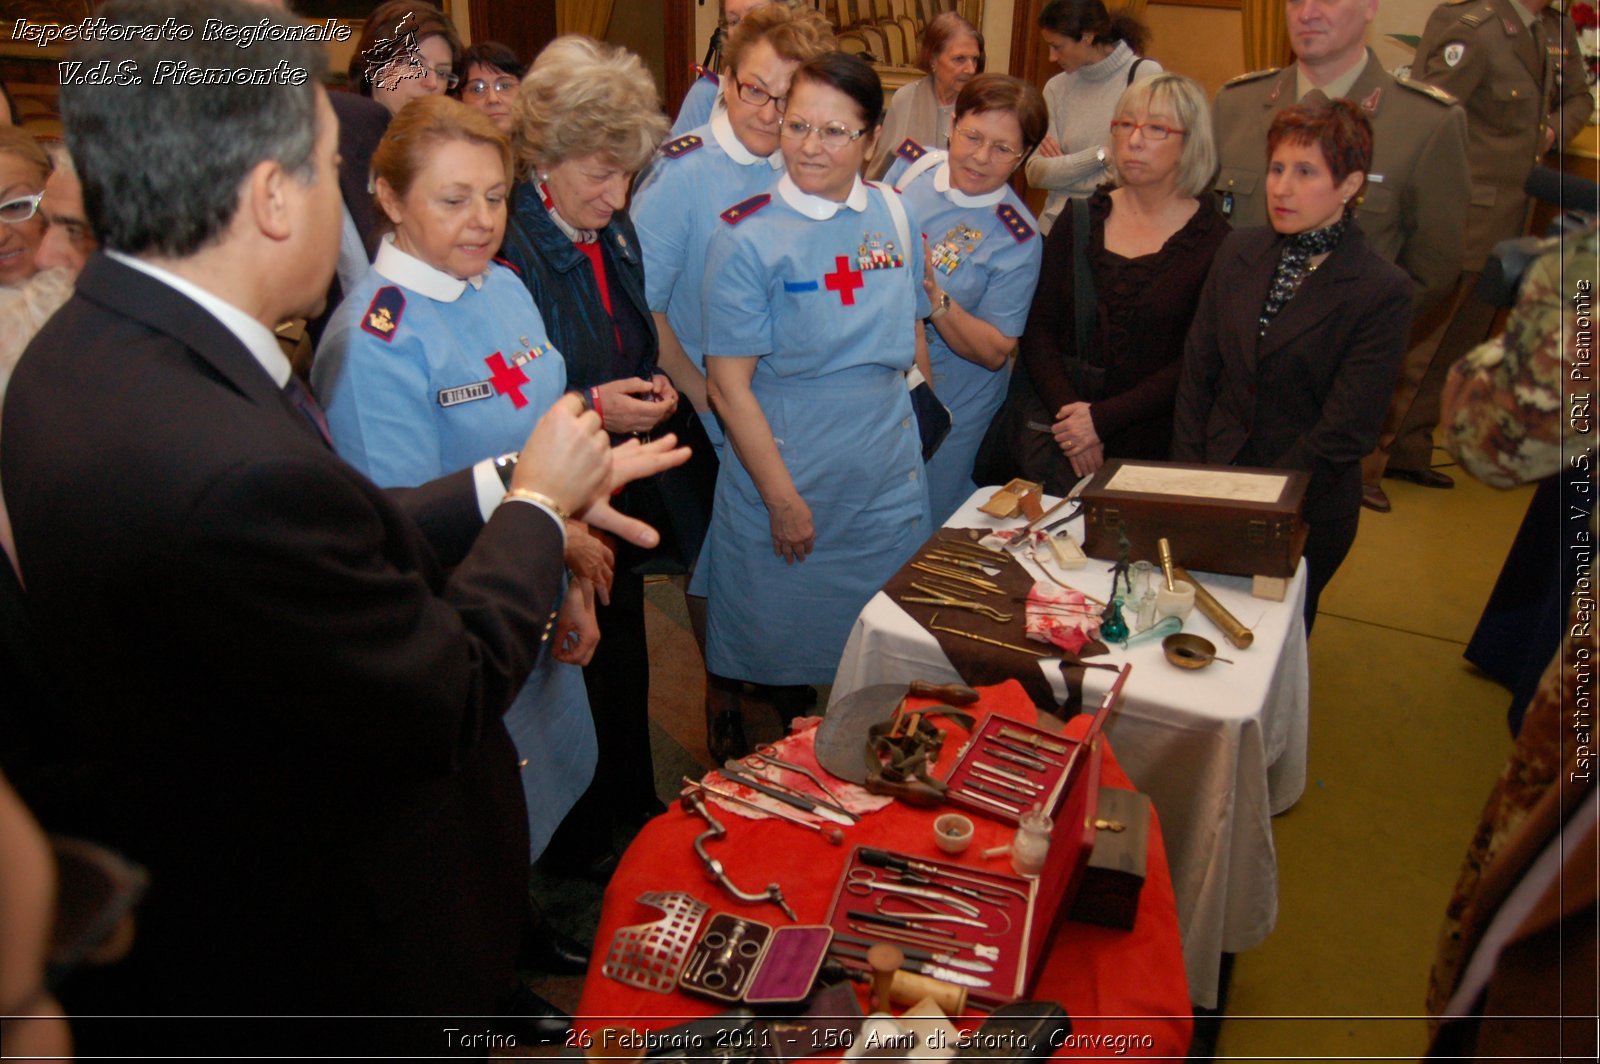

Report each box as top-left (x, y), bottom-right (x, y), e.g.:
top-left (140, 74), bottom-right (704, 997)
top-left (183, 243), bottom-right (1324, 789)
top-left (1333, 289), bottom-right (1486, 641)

top-left (283, 375), bottom-right (333, 448)
top-left (1299, 88), bottom-right (1330, 106)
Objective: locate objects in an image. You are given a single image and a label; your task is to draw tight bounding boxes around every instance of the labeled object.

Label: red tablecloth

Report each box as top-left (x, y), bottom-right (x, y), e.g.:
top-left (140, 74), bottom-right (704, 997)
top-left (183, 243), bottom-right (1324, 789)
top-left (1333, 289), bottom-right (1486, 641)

top-left (576, 682), bottom-right (1192, 1058)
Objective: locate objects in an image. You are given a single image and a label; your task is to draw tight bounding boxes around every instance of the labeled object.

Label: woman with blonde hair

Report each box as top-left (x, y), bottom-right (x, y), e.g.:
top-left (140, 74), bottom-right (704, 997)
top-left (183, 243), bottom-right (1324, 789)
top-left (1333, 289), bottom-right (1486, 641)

top-left (992, 73), bottom-right (1228, 490)
top-left (500, 36), bottom-right (681, 876)
top-left (0, 127), bottom-right (50, 290)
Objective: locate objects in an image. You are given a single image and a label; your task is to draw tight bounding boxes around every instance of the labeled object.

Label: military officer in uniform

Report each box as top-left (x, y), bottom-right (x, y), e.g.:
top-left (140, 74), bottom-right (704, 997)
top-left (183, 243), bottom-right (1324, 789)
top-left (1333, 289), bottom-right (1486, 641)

top-left (1213, 0), bottom-right (1472, 513)
top-left (1375, 0), bottom-right (1596, 500)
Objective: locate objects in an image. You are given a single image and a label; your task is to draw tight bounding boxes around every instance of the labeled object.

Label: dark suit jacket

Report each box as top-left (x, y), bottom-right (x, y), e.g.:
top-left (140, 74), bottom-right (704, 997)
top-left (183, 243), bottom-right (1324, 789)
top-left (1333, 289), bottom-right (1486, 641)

top-left (1171, 224), bottom-right (1412, 523)
top-left (0, 254), bottom-right (563, 1031)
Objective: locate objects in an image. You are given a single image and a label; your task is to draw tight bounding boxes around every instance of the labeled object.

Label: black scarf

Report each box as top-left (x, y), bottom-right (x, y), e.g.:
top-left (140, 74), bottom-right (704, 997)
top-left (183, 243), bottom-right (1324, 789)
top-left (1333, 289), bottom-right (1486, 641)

top-left (1258, 212), bottom-right (1350, 337)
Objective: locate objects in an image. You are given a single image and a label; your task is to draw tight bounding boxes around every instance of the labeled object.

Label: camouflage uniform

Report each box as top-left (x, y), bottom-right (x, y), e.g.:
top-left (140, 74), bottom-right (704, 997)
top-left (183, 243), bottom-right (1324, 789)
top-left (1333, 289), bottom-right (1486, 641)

top-left (1443, 225), bottom-right (1597, 485)
top-left (1427, 226), bottom-right (1597, 1049)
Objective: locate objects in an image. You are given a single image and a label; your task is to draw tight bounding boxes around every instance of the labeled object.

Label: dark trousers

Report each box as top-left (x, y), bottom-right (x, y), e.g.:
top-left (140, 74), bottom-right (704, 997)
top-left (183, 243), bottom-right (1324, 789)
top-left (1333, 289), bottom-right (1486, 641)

top-left (547, 567), bottom-right (654, 859)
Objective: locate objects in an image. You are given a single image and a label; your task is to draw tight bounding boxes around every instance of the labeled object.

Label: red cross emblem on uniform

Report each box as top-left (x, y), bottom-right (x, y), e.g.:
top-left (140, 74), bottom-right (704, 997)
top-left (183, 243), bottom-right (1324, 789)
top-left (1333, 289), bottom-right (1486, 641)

top-left (824, 256), bottom-right (864, 306)
top-left (486, 352), bottom-right (530, 408)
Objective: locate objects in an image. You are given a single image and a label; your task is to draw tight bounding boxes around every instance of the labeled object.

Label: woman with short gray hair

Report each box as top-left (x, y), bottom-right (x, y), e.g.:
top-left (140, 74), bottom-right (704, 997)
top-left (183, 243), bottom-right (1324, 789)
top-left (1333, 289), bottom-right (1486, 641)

top-left (499, 35), bottom-right (680, 876)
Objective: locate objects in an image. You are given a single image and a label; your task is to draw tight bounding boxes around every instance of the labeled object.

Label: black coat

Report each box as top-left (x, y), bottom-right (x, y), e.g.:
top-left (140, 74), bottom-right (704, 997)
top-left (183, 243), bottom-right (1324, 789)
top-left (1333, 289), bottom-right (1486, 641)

top-left (0, 254), bottom-right (563, 1034)
top-left (1172, 223), bottom-right (1412, 526)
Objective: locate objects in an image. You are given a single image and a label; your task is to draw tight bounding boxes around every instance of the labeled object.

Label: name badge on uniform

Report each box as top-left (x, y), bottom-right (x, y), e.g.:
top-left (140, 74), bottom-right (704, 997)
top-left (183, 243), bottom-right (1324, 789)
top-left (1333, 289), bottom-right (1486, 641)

top-left (438, 382), bottom-right (496, 407)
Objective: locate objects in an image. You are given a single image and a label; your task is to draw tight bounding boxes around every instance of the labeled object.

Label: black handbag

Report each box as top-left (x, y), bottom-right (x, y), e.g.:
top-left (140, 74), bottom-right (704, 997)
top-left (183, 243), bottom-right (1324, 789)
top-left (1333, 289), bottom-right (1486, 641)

top-left (972, 197), bottom-right (1097, 495)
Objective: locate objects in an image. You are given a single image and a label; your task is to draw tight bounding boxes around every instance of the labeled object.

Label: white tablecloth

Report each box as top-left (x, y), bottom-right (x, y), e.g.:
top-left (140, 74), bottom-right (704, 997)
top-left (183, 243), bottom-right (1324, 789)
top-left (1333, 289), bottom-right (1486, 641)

top-left (829, 489), bottom-right (1310, 1009)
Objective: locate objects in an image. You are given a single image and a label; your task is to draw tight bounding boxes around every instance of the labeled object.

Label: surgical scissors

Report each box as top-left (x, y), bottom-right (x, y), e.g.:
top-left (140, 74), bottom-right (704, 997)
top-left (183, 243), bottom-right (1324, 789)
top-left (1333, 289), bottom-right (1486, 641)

top-left (845, 868), bottom-right (981, 918)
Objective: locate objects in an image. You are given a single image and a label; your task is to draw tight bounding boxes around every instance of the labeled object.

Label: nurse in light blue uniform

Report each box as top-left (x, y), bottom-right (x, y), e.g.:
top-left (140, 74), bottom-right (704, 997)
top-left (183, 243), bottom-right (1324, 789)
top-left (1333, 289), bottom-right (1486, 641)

top-left (636, 4), bottom-right (833, 456)
top-left (670, 68), bottom-right (722, 138)
top-left (701, 53), bottom-right (934, 692)
top-left (313, 101), bottom-right (598, 861)
top-left (883, 75), bottom-right (1049, 522)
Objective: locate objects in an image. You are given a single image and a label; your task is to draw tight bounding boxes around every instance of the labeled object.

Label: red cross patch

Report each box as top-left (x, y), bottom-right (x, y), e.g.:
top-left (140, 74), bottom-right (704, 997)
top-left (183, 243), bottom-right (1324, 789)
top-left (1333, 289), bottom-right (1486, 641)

top-left (824, 256), bottom-right (865, 306)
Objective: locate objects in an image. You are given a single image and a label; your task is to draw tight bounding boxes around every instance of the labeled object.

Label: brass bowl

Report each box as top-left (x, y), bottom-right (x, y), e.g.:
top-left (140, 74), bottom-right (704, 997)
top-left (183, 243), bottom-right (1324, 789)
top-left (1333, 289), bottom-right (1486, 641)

top-left (1163, 633), bottom-right (1218, 670)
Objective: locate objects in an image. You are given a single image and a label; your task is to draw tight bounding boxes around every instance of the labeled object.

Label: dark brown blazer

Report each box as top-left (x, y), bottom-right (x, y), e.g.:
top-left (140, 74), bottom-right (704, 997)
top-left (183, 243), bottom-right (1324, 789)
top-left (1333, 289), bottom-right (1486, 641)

top-left (1171, 224), bottom-right (1413, 523)
top-left (0, 254), bottom-right (563, 1040)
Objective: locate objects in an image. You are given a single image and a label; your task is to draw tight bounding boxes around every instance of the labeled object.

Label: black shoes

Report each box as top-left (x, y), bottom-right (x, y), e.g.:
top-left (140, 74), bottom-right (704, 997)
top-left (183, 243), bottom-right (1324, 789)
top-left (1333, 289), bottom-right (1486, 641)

top-left (1383, 467), bottom-right (1455, 489)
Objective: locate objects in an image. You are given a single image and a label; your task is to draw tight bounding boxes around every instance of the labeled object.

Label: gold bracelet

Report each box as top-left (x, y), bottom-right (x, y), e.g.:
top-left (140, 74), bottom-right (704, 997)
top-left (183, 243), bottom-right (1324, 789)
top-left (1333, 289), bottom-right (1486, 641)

top-left (503, 487), bottom-right (569, 523)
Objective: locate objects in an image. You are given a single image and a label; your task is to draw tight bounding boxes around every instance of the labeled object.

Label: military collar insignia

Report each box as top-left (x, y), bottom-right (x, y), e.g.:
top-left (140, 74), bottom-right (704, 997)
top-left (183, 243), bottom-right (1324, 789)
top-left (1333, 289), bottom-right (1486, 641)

top-left (896, 138), bottom-right (927, 163)
top-left (1360, 86), bottom-right (1382, 111)
top-left (361, 285), bottom-right (406, 341)
top-left (720, 192), bottom-right (771, 225)
top-left (662, 133), bottom-right (704, 159)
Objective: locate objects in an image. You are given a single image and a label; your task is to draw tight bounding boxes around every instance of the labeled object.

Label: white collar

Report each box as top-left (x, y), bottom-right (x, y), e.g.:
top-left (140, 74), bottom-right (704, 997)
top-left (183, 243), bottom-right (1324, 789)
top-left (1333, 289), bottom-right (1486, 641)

top-left (934, 161), bottom-right (1007, 208)
top-left (373, 233), bottom-right (485, 303)
top-left (108, 250), bottom-right (290, 387)
top-left (712, 110), bottom-right (784, 169)
top-left (778, 173), bottom-right (870, 219)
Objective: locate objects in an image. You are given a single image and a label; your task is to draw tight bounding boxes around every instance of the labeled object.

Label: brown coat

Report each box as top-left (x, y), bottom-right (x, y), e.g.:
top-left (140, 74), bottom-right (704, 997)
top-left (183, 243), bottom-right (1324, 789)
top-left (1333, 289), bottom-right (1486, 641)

top-left (1211, 51), bottom-right (1470, 320)
top-left (1414, 0), bottom-right (1594, 270)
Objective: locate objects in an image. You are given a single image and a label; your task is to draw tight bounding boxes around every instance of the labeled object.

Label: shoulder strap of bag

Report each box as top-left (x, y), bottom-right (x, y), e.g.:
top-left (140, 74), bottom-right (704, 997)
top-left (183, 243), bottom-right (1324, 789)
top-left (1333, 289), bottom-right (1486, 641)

top-left (892, 149), bottom-right (945, 193)
top-left (1069, 195), bottom-right (1096, 393)
top-left (870, 180), bottom-right (913, 261)
top-left (1126, 57), bottom-right (1146, 86)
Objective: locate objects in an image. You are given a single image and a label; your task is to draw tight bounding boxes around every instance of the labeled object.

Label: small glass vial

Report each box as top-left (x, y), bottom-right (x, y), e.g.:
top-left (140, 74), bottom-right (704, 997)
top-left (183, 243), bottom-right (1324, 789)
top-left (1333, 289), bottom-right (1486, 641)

top-left (1010, 804), bottom-right (1053, 878)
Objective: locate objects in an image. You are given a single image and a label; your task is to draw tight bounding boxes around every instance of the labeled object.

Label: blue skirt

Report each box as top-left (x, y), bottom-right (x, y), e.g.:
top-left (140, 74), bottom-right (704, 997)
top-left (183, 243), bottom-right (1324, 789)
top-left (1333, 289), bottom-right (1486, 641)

top-left (501, 639), bottom-right (597, 861)
top-left (706, 367), bottom-right (931, 684)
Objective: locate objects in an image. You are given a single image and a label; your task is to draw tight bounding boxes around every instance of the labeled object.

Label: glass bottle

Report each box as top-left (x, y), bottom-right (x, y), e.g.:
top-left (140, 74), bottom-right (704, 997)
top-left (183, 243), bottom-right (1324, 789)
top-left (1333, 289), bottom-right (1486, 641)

top-left (1010, 804), bottom-right (1053, 877)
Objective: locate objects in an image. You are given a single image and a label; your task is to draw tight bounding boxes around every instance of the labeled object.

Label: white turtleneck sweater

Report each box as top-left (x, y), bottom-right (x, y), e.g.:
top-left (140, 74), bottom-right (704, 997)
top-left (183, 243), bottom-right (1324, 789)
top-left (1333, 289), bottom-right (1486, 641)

top-left (1025, 40), bottom-right (1162, 234)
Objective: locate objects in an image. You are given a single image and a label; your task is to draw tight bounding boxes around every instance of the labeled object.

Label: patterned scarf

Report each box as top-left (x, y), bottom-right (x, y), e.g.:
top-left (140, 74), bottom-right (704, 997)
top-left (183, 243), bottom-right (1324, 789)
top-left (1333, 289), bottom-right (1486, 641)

top-left (1258, 212), bottom-right (1350, 337)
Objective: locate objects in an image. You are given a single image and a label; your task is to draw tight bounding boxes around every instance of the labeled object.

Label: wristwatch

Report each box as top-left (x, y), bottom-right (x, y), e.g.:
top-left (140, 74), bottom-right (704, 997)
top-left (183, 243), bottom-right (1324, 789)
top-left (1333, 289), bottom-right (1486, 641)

top-left (930, 291), bottom-right (952, 320)
top-left (493, 451), bottom-right (519, 488)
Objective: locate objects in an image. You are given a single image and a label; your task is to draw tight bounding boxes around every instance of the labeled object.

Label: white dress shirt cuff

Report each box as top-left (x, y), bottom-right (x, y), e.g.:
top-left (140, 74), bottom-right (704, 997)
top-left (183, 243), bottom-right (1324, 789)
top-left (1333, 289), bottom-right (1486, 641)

top-left (472, 458), bottom-right (568, 545)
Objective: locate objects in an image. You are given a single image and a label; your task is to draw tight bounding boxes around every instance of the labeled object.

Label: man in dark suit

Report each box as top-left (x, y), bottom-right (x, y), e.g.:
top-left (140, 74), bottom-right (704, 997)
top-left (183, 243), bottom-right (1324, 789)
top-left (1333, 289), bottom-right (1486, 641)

top-left (0, 0), bottom-right (682, 1050)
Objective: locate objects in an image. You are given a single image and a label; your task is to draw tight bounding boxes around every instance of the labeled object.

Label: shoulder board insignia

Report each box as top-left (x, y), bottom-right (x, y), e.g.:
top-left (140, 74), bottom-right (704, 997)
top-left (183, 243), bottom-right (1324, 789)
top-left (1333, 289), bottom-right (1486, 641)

top-left (720, 193), bottom-right (771, 225)
top-left (1443, 0), bottom-right (1473, 4)
top-left (1221, 67), bottom-right (1280, 89)
top-left (662, 134), bottom-right (704, 159)
top-left (360, 285), bottom-right (405, 342)
top-left (896, 138), bottom-right (928, 162)
top-left (492, 255), bottom-right (520, 276)
top-left (1395, 77), bottom-right (1458, 106)
top-left (690, 63), bottom-right (719, 84)
top-left (996, 203), bottom-right (1034, 243)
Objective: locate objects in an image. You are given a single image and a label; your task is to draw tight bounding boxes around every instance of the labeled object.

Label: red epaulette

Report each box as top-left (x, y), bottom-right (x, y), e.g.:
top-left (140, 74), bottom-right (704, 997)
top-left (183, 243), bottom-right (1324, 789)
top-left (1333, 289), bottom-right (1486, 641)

top-left (720, 193), bottom-right (771, 225)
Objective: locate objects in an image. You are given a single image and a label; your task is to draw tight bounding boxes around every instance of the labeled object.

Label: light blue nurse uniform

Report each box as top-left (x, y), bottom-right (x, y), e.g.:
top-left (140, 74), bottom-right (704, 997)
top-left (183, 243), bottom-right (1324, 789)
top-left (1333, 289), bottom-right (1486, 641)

top-left (885, 141), bottom-right (1043, 522)
top-left (700, 175), bottom-right (933, 685)
top-left (313, 236), bottom-right (598, 861)
top-left (634, 111), bottom-right (785, 455)
top-left (671, 70), bottom-right (721, 138)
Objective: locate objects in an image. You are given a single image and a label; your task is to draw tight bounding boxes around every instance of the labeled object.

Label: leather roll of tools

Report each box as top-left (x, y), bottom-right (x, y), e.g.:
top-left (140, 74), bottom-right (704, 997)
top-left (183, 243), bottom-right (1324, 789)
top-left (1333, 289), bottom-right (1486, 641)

top-left (1169, 565), bottom-right (1253, 650)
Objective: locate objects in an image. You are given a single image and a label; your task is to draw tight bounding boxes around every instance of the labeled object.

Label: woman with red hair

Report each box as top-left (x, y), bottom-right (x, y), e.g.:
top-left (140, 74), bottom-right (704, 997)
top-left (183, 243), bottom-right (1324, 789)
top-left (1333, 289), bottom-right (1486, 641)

top-left (1172, 100), bottom-right (1411, 630)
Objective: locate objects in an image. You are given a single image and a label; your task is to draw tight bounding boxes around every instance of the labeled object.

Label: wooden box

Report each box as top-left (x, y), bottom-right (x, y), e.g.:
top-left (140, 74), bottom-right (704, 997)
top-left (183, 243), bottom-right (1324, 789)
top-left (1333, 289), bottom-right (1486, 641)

top-left (1080, 459), bottom-right (1309, 579)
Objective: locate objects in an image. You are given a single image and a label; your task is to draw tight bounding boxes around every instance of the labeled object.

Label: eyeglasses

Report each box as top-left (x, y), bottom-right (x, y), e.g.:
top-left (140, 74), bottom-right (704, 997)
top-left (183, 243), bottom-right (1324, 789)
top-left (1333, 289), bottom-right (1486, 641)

top-left (464, 77), bottom-right (518, 98)
top-left (0, 191), bottom-right (43, 225)
top-left (1109, 119), bottom-right (1186, 141)
top-left (734, 78), bottom-right (787, 112)
top-left (429, 64), bottom-right (461, 89)
top-left (780, 118), bottom-right (868, 148)
top-left (951, 125), bottom-right (1022, 163)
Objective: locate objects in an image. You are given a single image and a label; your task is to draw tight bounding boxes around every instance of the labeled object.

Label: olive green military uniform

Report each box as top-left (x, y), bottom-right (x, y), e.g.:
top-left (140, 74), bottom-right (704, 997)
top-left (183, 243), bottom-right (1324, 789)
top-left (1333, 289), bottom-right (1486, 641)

top-left (1415, 0), bottom-right (1592, 272)
top-left (1212, 50), bottom-right (1470, 316)
top-left (1374, 0), bottom-right (1596, 479)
